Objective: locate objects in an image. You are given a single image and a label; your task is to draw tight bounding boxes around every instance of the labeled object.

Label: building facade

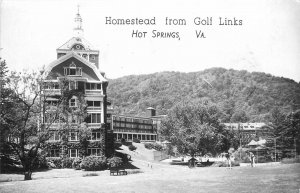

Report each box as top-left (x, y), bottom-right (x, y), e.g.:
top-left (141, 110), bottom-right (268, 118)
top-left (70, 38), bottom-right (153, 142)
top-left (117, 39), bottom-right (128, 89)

top-left (43, 9), bottom-right (113, 158)
top-left (108, 108), bottom-right (166, 142)
top-left (224, 122), bottom-right (272, 146)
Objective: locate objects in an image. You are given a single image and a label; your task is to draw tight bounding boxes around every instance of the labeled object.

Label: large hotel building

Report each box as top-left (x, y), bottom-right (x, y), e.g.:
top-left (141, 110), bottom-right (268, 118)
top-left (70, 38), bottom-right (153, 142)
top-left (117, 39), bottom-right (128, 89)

top-left (42, 10), bottom-right (161, 158)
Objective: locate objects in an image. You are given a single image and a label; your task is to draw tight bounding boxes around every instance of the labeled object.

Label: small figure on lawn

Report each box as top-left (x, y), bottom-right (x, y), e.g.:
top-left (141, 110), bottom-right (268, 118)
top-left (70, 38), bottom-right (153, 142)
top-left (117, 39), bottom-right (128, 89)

top-left (188, 157), bottom-right (197, 168)
top-left (249, 152), bottom-right (255, 167)
top-left (225, 152), bottom-right (232, 169)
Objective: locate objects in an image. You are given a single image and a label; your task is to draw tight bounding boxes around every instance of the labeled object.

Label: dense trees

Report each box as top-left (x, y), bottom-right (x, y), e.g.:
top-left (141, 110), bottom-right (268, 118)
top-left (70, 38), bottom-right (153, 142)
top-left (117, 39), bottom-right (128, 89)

top-left (1, 70), bottom-right (57, 180)
top-left (0, 65), bottom-right (89, 180)
top-left (107, 68), bottom-right (300, 122)
top-left (159, 100), bottom-right (234, 156)
top-left (268, 108), bottom-right (300, 156)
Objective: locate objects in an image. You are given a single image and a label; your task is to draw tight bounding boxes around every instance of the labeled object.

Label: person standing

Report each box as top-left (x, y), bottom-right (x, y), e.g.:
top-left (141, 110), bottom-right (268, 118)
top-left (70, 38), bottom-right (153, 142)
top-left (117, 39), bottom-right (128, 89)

top-left (249, 152), bottom-right (255, 167)
top-left (226, 152), bottom-right (232, 169)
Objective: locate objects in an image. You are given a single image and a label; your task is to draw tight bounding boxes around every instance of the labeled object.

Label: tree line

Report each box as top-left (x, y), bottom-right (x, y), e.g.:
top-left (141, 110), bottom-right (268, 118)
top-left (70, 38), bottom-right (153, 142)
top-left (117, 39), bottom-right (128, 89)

top-left (107, 68), bottom-right (300, 122)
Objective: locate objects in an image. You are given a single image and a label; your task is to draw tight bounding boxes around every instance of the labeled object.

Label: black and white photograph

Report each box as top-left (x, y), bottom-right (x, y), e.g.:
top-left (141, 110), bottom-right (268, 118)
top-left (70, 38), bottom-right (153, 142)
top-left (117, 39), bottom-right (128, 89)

top-left (0, 0), bottom-right (299, 192)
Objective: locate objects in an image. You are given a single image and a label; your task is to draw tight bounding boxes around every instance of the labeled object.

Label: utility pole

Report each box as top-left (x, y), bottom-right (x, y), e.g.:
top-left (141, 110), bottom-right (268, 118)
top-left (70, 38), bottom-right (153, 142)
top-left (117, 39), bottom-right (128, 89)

top-left (239, 123), bottom-right (242, 160)
top-left (275, 138), bottom-right (276, 162)
top-left (295, 138), bottom-right (297, 159)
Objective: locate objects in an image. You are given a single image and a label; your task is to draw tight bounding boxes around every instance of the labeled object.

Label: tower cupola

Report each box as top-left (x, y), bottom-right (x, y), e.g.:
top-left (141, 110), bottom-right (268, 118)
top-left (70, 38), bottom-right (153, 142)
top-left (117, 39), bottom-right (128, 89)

top-left (74, 5), bottom-right (84, 37)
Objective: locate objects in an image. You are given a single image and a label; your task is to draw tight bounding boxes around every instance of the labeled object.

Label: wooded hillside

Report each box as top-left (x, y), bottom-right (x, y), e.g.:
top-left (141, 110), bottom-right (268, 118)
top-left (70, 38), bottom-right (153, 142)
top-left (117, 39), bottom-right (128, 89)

top-left (107, 68), bottom-right (300, 122)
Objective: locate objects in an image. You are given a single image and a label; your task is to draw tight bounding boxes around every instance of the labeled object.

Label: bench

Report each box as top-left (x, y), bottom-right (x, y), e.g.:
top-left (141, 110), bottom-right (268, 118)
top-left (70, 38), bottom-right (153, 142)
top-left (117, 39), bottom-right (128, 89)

top-left (110, 167), bottom-right (127, 176)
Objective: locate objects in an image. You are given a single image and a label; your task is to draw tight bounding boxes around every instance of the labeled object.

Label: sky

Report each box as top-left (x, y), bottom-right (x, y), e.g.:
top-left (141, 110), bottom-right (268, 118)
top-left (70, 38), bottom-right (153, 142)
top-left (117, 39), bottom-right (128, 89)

top-left (1, 0), bottom-right (300, 82)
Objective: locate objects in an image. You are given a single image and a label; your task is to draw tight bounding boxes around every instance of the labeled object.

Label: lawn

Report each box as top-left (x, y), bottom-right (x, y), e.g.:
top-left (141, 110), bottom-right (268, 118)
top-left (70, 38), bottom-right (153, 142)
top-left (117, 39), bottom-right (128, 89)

top-left (0, 162), bottom-right (299, 193)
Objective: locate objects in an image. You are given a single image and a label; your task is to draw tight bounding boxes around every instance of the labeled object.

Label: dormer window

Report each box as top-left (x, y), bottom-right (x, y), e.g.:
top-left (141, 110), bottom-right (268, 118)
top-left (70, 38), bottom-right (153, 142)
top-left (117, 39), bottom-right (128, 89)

top-left (64, 62), bottom-right (82, 76)
top-left (69, 96), bottom-right (77, 107)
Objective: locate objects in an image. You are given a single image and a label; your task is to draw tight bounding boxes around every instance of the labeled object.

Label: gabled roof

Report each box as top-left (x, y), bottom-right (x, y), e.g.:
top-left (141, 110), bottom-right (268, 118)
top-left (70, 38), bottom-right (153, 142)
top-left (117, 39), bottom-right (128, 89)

top-left (57, 37), bottom-right (96, 51)
top-left (44, 51), bottom-right (107, 82)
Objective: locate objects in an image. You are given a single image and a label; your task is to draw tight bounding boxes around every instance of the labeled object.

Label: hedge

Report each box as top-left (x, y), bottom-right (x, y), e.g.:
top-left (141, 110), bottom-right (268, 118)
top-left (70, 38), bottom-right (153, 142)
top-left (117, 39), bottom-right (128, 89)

top-left (128, 145), bottom-right (137, 151)
top-left (80, 156), bottom-right (107, 171)
top-left (144, 143), bottom-right (163, 151)
top-left (107, 156), bottom-right (123, 167)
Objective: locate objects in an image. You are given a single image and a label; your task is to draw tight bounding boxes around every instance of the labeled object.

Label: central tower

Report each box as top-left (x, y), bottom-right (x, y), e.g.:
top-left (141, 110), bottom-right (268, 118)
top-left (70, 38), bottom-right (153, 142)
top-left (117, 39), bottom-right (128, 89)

top-left (56, 7), bottom-right (100, 69)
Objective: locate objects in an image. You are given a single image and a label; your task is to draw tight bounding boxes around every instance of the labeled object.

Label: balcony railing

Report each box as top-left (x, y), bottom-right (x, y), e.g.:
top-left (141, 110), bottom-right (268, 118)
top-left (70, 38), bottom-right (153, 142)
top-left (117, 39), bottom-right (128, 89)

top-left (87, 106), bottom-right (102, 111)
top-left (85, 90), bottom-right (102, 95)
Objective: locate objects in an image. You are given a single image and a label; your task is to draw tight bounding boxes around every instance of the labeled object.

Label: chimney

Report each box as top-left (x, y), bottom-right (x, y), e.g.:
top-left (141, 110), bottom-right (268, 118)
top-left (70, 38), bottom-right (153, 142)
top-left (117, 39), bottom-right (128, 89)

top-left (146, 107), bottom-right (156, 117)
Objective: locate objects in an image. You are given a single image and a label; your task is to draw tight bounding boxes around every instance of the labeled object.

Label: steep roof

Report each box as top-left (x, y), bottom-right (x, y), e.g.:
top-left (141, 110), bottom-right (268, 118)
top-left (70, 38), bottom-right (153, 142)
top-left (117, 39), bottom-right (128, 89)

top-left (44, 51), bottom-right (107, 82)
top-left (57, 37), bottom-right (96, 51)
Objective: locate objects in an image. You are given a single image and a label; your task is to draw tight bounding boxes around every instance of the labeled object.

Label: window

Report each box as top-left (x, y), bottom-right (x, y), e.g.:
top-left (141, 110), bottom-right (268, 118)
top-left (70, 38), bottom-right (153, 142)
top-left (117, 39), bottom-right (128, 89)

top-left (69, 132), bottom-right (78, 141)
top-left (86, 83), bottom-right (101, 90)
top-left (47, 100), bottom-right (58, 106)
top-left (86, 113), bottom-right (101, 123)
top-left (69, 149), bottom-right (78, 158)
top-left (69, 99), bottom-right (76, 107)
top-left (90, 55), bottom-right (96, 60)
top-left (50, 149), bottom-right (60, 157)
top-left (87, 148), bottom-right (101, 156)
top-left (69, 97), bottom-right (77, 107)
top-left (90, 132), bottom-right (101, 140)
top-left (64, 62), bottom-right (82, 76)
top-left (87, 101), bottom-right (101, 108)
top-left (49, 132), bottom-right (60, 141)
top-left (69, 81), bottom-right (78, 90)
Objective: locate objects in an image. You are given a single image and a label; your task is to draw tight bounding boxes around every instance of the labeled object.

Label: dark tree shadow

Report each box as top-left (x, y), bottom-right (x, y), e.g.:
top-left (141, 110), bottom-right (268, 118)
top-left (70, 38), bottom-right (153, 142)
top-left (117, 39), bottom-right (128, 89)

top-left (122, 161), bottom-right (140, 170)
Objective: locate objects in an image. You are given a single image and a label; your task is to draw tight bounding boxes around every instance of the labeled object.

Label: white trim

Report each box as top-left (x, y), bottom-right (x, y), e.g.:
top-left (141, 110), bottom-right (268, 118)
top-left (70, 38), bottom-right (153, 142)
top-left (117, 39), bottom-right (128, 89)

top-left (43, 51), bottom-right (107, 82)
top-left (69, 149), bottom-right (78, 158)
top-left (87, 148), bottom-right (101, 156)
top-left (69, 132), bottom-right (78, 141)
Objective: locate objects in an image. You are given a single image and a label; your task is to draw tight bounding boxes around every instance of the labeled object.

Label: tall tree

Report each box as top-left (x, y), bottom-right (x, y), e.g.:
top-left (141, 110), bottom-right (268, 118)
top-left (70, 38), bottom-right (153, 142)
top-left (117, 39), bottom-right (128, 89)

top-left (2, 71), bottom-right (75, 180)
top-left (0, 58), bottom-right (13, 173)
top-left (268, 108), bottom-right (300, 156)
top-left (160, 100), bottom-right (233, 157)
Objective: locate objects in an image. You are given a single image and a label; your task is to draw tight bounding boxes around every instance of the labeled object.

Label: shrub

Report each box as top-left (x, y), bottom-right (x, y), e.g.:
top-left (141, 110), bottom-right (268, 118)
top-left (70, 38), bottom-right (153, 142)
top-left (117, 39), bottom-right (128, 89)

top-left (114, 151), bottom-right (131, 163)
top-left (72, 158), bottom-right (82, 170)
top-left (62, 157), bottom-right (75, 168)
top-left (128, 145), bottom-right (137, 151)
top-left (144, 143), bottom-right (163, 151)
top-left (46, 157), bottom-right (62, 168)
top-left (46, 157), bottom-right (76, 168)
top-left (0, 154), bottom-right (23, 173)
top-left (133, 138), bottom-right (140, 143)
top-left (33, 152), bottom-right (48, 170)
top-left (80, 156), bottom-right (107, 171)
top-left (120, 138), bottom-right (126, 144)
top-left (114, 142), bottom-right (122, 149)
top-left (107, 156), bottom-right (123, 167)
top-left (144, 143), bottom-right (152, 149)
top-left (152, 143), bottom-right (163, 151)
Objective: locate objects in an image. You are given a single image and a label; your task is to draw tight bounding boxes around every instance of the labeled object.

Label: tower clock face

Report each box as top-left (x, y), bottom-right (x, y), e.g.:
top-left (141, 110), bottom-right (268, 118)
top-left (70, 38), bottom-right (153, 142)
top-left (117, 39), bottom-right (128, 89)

top-left (72, 44), bottom-right (84, 50)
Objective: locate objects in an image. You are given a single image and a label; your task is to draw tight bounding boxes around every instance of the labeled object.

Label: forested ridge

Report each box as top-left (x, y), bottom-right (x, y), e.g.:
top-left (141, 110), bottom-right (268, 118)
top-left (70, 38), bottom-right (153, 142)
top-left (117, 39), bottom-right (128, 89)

top-left (107, 68), bottom-right (300, 122)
